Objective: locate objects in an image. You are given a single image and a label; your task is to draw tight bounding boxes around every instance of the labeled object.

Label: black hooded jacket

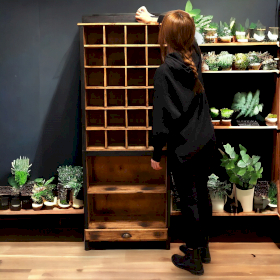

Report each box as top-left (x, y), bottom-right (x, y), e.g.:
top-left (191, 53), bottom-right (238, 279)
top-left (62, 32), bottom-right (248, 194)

top-left (152, 50), bottom-right (215, 163)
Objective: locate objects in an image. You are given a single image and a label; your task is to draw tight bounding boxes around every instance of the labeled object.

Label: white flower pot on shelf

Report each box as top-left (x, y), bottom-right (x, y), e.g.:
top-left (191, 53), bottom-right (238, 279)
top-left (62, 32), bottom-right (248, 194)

top-left (210, 193), bottom-right (227, 211)
top-left (265, 117), bottom-right (277, 126)
top-left (32, 203), bottom-right (43, 211)
top-left (72, 192), bottom-right (84, 209)
top-left (44, 197), bottom-right (57, 210)
top-left (58, 199), bottom-right (71, 209)
top-left (236, 186), bottom-right (255, 212)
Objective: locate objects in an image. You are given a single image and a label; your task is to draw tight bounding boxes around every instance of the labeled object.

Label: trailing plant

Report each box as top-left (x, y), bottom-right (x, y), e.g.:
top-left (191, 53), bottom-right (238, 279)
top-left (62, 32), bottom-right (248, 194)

top-left (57, 165), bottom-right (83, 197)
top-left (268, 182), bottom-right (277, 205)
top-left (185, 0), bottom-right (213, 33)
top-left (8, 156), bottom-right (32, 190)
top-left (220, 108), bottom-right (234, 119)
top-left (210, 107), bottom-right (219, 119)
top-left (231, 90), bottom-right (263, 119)
top-left (234, 53), bottom-right (250, 70)
top-left (217, 51), bottom-right (234, 69)
top-left (220, 143), bottom-right (263, 190)
top-left (207, 174), bottom-right (231, 199)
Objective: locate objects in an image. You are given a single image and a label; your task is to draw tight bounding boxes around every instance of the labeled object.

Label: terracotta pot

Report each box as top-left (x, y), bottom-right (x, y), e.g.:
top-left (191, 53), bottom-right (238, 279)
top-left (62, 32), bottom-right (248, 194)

top-left (219, 36), bottom-right (232, 43)
top-left (249, 63), bottom-right (261, 70)
top-left (221, 119), bottom-right (232, 126)
top-left (211, 119), bottom-right (220, 126)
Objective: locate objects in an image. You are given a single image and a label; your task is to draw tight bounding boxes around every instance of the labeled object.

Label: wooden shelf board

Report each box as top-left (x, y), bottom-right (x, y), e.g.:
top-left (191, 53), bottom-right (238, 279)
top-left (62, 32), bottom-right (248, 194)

top-left (88, 184), bottom-right (166, 194)
top-left (86, 126), bottom-right (152, 131)
top-left (86, 146), bottom-right (154, 151)
top-left (89, 218), bottom-right (166, 229)
top-left (199, 42), bottom-right (278, 46)
top-left (171, 209), bottom-right (279, 216)
top-left (85, 65), bottom-right (159, 68)
top-left (86, 86), bottom-right (154, 89)
top-left (214, 126), bottom-right (277, 129)
top-left (78, 23), bottom-right (159, 26)
top-left (84, 44), bottom-right (160, 47)
top-left (0, 208), bottom-right (84, 215)
top-left (203, 70), bottom-right (279, 74)
top-left (86, 106), bottom-right (153, 110)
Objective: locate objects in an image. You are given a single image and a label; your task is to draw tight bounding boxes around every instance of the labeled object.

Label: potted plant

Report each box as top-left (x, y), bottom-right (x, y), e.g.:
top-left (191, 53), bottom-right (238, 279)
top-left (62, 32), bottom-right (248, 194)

top-left (217, 51), bottom-right (234, 70)
top-left (231, 90), bottom-right (264, 125)
top-left (34, 177), bottom-right (56, 209)
top-left (204, 53), bottom-right (219, 71)
top-left (245, 19), bottom-right (257, 41)
top-left (57, 165), bottom-right (83, 209)
top-left (234, 53), bottom-right (250, 70)
top-left (268, 182), bottom-right (278, 208)
top-left (207, 174), bottom-right (231, 211)
top-left (210, 107), bottom-right (220, 125)
top-left (217, 18), bottom-right (235, 43)
top-left (8, 156), bottom-right (32, 211)
top-left (262, 58), bottom-right (277, 70)
top-left (220, 108), bottom-right (234, 126)
top-left (268, 27), bottom-right (279, 41)
top-left (236, 24), bottom-right (248, 42)
top-left (220, 143), bottom-right (263, 212)
top-left (254, 181), bottom-right (270, 212)
top-left (265, 113), bottom-right (277, 126)
top-left (31, 187), bottom-right (44, 210)
top-left (248, 52), bottom-right (262, 70)
top-left (254, 21), bottom-right (266, 42)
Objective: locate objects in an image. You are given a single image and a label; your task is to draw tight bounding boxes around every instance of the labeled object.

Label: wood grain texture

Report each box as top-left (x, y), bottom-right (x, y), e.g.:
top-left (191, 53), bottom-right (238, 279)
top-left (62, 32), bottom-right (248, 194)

top-left (0, 242), bottom-right (279, 279)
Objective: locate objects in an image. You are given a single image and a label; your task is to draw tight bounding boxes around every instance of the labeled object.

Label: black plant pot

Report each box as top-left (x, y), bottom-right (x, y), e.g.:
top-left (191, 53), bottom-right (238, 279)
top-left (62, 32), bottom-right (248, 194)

top-left (0, 196), bottom-right (10, 210)
top-left (21, 196), bottom-right (33, 209)
top-left (232, 112), bottom-right (265, 126)
top-left (224, 196), bottom-right (243, 213)
top-left (10, 195), bottom-right (21, 211)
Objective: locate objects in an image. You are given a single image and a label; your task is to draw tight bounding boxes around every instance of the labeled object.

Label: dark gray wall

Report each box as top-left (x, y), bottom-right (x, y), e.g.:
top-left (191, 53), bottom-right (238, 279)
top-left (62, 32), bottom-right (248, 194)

top-left (0, 0), bottom-right (278, 184)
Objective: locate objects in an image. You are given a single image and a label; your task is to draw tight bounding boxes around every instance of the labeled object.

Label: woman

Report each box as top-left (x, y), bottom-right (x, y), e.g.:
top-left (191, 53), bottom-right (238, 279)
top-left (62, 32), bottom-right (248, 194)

top-left (138, 9), bottom-right (216, 276)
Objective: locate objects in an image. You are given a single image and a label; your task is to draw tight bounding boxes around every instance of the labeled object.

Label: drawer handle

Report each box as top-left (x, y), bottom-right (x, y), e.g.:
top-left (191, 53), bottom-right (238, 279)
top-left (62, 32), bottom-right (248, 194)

top-left (122, 233), bottom-right (132, 239)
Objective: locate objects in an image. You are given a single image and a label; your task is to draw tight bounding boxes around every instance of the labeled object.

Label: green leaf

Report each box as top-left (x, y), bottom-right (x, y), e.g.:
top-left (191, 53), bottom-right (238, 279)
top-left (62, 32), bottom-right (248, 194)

top-left (185, 0), bottom-right (193, 12)
top-left (237, 169), bottom-right (246, 176)
top-left (252, 155), bottom-right (260, 164)
top-left (249, 174), bottom-right (258, 185)
top-left (226, 161), bottom-right (235, 170)
top-left (241, 152), bottom-right (250, 163)
top-left (245, 18), bottom-right (250, 29)
top-left (239, 144), bottom-right (247, 153)
top-left (189, 9), bottom-right (201, 17)
top-left (247, 165), bottom-right (254, 172)
top-left (255, 162), bottom-right (261, 171)
top-left (45, 177), bottom-right (55, 186)
top-left (229, 174), bottom-right (240, 184)
top-left (34, 178), bottom-right (44, 183)
top-left (237, 160), bottom-right (247, 168)
top-left (250, 22), bottom-right (257, 29)
top-left (194, 15), bottom-right (203, 21)
top-left (8, 176), bottom-right (18, 188)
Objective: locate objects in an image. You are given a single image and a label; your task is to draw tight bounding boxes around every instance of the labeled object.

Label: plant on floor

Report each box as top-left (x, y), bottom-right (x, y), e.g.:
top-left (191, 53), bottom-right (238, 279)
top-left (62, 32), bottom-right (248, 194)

top-left (231, 90), bottom-right (263, 119)
top-left (217, 51), bottom-right (234, 70)
top-left (8, 156), bottom-right (32, 190)
top-left (219, 143), bottom-right (263, 190)
top-left (57, 165), bottom-right (83, 198)
top-left (268, 182), bottom-right (277, 205)
top-left (184, 0), bottom-right (213, 33)
top-left (207, 174), bottom-right (231, 199)
top-left (220, 108), bottom-right (234, 119)
top-left (210, 107), bottom-right (219, 119)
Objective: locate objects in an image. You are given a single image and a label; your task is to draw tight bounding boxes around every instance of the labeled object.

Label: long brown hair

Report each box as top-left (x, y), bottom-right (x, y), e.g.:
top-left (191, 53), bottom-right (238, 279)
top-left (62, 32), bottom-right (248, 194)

top-left (158, 10), bottom-right (204, 94)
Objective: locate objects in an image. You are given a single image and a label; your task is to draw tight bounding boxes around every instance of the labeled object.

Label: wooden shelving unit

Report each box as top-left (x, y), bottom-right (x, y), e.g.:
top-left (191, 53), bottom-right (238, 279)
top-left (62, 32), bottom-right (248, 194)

top-left (79, 21), bottom-right (169, 250)
top-left (0, 208), bottom-right (84, 215)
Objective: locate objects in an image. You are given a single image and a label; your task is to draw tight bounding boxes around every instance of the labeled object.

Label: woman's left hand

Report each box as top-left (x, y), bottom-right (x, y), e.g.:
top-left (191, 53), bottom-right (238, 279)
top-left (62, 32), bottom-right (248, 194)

top-left (151, 159), bottom-right (162, 170)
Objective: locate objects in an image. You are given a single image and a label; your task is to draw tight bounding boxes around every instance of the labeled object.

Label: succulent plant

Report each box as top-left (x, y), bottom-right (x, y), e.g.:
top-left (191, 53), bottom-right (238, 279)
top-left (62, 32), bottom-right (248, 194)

top-left (234, 53), bottom-right (250, 70)
top-left (217, 52), bottom-right (234, 69)
top-left (207, 174), bottom-right (232, 199)
top-left (220, 108), bottom-right (234, 119)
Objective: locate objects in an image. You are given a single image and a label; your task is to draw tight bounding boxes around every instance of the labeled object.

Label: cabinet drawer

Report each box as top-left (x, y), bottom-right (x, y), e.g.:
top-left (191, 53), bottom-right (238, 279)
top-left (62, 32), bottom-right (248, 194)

top-left (85, 229), bottom-right (168, 241)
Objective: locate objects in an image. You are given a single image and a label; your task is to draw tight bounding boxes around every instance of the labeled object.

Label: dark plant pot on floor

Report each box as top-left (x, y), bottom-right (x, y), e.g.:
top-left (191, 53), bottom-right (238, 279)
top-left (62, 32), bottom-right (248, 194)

top-left (0, 195), bottom-right (10, 210)
top-left (21, 196), bottom-right (33, 209)
top-left (10, 195), bottom-right (21, 211)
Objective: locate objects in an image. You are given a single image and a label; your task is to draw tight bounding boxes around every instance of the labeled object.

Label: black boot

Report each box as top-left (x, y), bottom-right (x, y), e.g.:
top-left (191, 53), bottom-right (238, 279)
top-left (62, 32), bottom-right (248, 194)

top-left (179, 243), bottom-right (211, 263)
top-left (171, 248), bottom-right (204, 275)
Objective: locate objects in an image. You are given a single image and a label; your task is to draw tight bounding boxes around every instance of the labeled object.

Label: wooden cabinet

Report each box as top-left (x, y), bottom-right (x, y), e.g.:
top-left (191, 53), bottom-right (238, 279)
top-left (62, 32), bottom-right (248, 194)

top-left (78, 21), bottom-right (169, 249)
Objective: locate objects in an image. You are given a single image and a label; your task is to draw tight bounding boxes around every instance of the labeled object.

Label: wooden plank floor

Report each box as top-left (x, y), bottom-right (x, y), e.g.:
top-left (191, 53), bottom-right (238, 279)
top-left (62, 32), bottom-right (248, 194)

top-left (0, 242), bottom-right (280, 279)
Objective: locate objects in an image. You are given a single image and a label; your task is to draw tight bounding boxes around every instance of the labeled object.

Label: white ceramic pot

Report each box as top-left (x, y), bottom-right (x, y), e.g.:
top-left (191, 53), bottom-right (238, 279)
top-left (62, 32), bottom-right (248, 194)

top-left (58, 199), bottom-right (71, 209)
top-left (32, 203), bottom-right (43, 211)
top-left (72, 192), bottom-right (84, 209)
top-left (236, 187), bottom-right (255, 212)
top-left (210, 193), bottom-right (226, 211)
top-left (44, 197), bottom-right (57, 210)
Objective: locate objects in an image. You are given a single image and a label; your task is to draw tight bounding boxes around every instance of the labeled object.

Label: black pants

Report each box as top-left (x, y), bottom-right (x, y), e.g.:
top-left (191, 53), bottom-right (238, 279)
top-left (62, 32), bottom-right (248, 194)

top-left (170, 141), bottom-right (215, 249)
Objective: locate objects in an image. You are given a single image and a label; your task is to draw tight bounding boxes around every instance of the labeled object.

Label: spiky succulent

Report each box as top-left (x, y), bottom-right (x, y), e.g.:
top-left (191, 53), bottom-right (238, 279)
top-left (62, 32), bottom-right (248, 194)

top-left (217, 52), bottom-right (234, 69)
top-left (234, 53), bottom-right (250, 70)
